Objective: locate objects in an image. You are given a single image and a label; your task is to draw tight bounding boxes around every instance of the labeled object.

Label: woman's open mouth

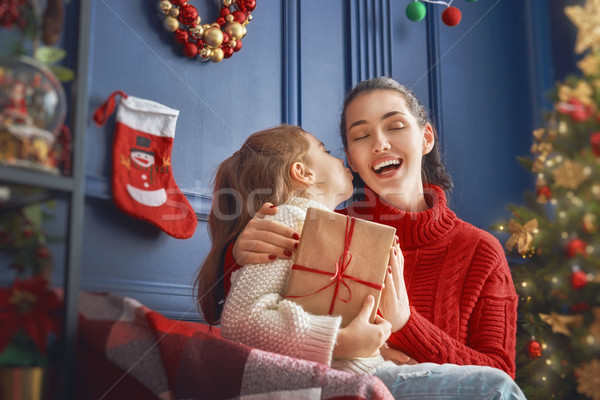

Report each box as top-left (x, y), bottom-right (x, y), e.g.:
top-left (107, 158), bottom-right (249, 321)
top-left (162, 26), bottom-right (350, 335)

top-left (372, 159), bottom-right (402, 175)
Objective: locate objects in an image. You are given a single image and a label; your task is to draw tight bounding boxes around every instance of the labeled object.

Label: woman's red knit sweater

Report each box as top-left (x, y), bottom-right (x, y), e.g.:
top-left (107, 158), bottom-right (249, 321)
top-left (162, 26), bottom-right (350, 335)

top-left (223, 185), bottom-right (518, 378)
top-left (342, 185), bottom-right (518, 378)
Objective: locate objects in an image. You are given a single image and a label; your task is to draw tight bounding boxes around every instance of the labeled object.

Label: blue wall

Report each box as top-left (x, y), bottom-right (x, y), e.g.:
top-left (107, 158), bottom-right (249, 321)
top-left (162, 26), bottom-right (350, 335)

top-left (58, 0), bottom-right (563, 322)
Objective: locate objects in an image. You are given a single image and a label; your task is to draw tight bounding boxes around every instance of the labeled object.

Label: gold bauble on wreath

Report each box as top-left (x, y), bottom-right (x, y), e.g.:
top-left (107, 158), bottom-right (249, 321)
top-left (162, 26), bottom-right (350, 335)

top-left (156, 0), bottom-right (256, 63)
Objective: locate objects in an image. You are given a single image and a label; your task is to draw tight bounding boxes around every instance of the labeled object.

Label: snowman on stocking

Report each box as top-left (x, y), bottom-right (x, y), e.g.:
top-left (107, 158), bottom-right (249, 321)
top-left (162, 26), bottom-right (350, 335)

top-left (93, 91), bottom-right (197, 239)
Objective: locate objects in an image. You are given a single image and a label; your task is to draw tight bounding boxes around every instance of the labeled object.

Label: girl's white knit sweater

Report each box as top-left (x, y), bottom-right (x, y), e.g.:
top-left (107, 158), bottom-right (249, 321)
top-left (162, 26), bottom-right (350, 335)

top-left (220, 197), bottom-right (391, 374)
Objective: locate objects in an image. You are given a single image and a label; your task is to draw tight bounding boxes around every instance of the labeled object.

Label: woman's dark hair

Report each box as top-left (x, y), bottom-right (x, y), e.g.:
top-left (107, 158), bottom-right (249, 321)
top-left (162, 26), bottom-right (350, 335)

top-left (339, 77), bottom-right (453, 196)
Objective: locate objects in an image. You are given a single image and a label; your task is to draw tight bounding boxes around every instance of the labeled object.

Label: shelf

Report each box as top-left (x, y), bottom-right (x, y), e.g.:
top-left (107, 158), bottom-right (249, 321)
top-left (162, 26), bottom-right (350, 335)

top-left (0, 166), bottom-right (75, 192)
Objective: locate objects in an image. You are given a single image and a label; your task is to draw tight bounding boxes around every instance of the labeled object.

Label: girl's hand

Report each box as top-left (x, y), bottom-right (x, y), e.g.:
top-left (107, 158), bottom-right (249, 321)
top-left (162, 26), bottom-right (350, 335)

top-left (380, 344), bottom-right (418, 365)
top-left (333, 295), bottom-right (392, 359)
top-left (379, 240), bottom-right (411, 332)
top-left (232, 203), bottom-right (300, 265)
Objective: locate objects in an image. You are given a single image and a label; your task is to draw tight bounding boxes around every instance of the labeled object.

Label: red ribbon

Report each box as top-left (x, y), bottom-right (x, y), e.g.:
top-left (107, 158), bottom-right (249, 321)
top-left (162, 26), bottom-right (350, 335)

top-left (286, 216), bottom-right (383, 315)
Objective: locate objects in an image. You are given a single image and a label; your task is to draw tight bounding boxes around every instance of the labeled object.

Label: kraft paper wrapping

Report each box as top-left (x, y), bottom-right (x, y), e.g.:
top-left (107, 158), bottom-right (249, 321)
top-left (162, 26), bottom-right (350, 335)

top-left (284, 207), bottom-right (396, 327)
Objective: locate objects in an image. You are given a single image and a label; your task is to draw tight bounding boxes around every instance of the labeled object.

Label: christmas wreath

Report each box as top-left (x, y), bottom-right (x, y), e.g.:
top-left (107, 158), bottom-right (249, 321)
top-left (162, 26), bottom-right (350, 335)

top-left (157, 0), bottom-right (256, 63)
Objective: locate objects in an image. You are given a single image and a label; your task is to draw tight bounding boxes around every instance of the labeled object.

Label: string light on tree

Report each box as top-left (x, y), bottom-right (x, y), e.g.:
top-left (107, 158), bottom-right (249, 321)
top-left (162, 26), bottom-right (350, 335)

top-left (405, 0), bottom-right (478, 27)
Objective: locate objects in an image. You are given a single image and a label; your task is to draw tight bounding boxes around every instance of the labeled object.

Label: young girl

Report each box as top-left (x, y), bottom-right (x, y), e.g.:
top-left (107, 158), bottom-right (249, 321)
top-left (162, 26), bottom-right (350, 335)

top-left (222, 78), bottom-right (526, 398)
top-left (198, 123), bottom-right (526, 399)
top-left (197, 124), bottom-right (393, 371)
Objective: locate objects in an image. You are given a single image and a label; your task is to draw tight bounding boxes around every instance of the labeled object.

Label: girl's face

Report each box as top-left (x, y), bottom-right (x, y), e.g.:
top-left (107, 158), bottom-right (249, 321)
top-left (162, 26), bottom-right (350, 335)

top-left (344, 90), bottom-right (434, 211)
top-left (302, 132), bottom-right (354, 209)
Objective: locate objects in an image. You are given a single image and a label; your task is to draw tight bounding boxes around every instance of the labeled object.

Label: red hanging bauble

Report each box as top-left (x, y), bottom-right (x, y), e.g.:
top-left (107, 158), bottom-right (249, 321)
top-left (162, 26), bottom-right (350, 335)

top-left (570, 302), bottom-right (590, 313)
top-left (591, 132), bottom-right (600, 157)
top-left (571, 269), bottom-right (588, 289)
top-left (566, 238), bottom-right (587, 258)
top-left (171, 0), bottom-right (187, 6)
top-left (536, 186), bottom-right (552, 203)
top-left (441, 6), bottom-right (461, 26)
top-left (526, 338), bottom-right (542, 359)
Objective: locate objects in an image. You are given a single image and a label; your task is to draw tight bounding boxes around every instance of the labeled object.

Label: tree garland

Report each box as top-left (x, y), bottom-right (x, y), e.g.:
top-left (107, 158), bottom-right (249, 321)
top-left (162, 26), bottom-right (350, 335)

top-left (157, 0), bottom-right (256, 63)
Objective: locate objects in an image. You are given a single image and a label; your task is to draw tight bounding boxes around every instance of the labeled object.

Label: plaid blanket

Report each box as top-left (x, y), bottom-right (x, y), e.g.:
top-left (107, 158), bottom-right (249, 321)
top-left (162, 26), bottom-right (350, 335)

top-left (76, 292), bottom-right (393, 400)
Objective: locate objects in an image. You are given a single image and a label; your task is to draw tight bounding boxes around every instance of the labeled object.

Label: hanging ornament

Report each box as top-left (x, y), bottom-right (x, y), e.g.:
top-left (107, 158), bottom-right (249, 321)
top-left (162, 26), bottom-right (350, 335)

top-left (530, 141), bottom-right (553, 156)
top-left (582, 212), bottom-right (598, 234)
top-left (565, 0), bottom-right (600, 54)
top-left (536, 185), bottom-right (552, 204)
top-left (404, 1), bottom-right (472, 27)
top-left (578, 53), bottom-right (600, 76)
top-left (441, 6), bottom-right (461, 26)
top-left (505, 218), bottom-right (538, 254)
top-left (571, 266), bottom-right (588, 289)
top-left (558, 81), bottom-right (595, 106)
top-left (552, 159), bottom-right (588, 190)
top-left (406, 1), bottom-right (426, 22)
top-left (591, 132), bottom-right (600, 157)
top-left (526, 337), bottom-right (542, 359)
top-left (155, 0), bottom-right (255, 63)
top-left (539, 311), bottom-right (584, 337)
top-left (574, 358), bottom-right (600, 400)
top-left (556, 98), bottom-right (595, 122)
top-left (566, 238), bottom-right (588, 258)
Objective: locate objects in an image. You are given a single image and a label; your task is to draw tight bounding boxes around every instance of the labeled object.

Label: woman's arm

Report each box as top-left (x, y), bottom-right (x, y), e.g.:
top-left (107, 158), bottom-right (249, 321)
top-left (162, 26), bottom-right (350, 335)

top-left (387, 239), bottom-right (518, 378)
top-left (231, 203), bottom-right (299, 265)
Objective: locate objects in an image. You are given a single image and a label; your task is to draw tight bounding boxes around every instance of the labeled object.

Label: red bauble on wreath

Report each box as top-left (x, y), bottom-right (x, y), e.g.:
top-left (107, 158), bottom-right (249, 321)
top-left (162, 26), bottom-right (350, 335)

top-left (156, 0), bottom-right (256, 63)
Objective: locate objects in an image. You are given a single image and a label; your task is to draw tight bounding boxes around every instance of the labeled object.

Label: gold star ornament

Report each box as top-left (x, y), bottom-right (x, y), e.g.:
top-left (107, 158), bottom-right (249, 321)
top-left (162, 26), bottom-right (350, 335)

top-left (553, 159), bottom-right (588, 190)
top-left (565, 0), bottom-right (600, 54)
top-left (578, 53), bottom-right (600, 76)
top-left (539, 311), bottom-right (583, 336)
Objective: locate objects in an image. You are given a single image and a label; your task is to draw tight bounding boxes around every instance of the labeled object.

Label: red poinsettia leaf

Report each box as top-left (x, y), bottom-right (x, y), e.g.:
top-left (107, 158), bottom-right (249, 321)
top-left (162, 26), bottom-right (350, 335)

top-left (22, 313), bottom-right (52, 353)
top-left (0, 316), bottom-right (21, 353)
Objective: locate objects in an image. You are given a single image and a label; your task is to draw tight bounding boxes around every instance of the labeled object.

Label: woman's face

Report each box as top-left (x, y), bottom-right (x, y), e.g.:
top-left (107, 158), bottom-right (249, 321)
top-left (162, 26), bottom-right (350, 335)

top-left (344, 90), bottom-right (434, 210)
top-left (302, 131), bottom-right (354, 208)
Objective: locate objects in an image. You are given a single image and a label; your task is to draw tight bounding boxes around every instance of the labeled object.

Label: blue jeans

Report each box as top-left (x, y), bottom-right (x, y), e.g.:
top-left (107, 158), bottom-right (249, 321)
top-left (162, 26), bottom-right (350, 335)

top-left (374, 363), bottom-right (526, 400)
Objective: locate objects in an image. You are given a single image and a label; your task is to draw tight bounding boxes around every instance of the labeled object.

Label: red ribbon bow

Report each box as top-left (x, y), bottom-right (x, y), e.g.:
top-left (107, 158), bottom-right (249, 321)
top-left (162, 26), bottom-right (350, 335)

top-left (287, 216), bottom-right (383, 315)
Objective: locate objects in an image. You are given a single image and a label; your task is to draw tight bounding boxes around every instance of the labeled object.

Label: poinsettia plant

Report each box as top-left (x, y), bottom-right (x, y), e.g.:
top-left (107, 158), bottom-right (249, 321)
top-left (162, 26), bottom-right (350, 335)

top-left (0, 195), bottom-right (62, 367)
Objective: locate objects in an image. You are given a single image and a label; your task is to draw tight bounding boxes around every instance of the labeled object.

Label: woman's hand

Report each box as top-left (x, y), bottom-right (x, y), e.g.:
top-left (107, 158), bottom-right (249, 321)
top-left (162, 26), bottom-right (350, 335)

top-left (232, 203), bottom-right (300, 266)
top-left (380, 344), bottom-right (418, 365)
top-left (333, 295), bottom-right (392, 360)
top-left (379, 240), bottom-right (411, 332)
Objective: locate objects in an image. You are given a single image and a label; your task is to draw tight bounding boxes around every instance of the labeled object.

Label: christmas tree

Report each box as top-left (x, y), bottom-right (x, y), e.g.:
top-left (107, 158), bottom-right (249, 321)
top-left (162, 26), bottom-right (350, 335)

top-left (493, 1), bottom-right (600, 399)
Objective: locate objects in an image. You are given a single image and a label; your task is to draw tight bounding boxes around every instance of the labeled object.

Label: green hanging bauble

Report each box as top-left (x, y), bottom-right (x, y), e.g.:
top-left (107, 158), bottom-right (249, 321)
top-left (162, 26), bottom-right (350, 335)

top-left (406, 1), bottom-right (426, 22)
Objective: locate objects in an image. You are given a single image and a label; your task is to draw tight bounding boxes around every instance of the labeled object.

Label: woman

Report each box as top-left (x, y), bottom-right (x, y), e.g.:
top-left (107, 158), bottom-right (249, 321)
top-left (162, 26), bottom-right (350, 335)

top-left (218, 77), bottom-right (523, 398)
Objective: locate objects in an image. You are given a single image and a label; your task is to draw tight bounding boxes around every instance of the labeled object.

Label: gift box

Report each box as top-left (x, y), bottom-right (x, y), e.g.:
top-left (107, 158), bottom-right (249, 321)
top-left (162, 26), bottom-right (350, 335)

top-left (284, 207), bottom-right (396, 327)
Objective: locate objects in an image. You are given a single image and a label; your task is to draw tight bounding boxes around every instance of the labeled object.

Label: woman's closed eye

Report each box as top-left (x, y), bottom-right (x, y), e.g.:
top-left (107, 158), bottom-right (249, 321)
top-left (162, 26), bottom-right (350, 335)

top-left (387, 122), bottom-right (406, 130)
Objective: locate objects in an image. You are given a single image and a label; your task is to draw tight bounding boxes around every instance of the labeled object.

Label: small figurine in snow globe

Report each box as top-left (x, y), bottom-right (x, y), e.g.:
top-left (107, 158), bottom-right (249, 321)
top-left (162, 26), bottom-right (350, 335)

top-left (0, 56), bottom-right (67, 174)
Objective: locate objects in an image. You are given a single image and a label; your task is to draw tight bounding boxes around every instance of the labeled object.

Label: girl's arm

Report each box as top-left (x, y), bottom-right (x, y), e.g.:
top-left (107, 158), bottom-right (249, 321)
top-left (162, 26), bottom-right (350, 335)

top-left (221, 206), bottom-right (390, 366)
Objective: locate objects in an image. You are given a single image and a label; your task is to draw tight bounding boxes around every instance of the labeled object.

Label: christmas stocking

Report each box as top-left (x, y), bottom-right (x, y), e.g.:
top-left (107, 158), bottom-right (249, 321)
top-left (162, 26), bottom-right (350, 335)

top-left (93, 91), bottom-right (197, 239)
